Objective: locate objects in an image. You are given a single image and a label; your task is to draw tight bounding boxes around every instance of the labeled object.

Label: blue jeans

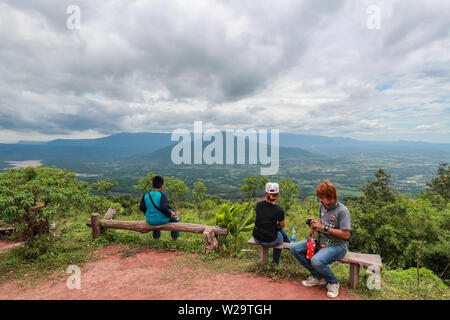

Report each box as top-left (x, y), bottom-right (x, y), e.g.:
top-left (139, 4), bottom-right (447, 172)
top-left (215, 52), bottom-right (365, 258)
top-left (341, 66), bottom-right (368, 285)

top-left (254, 229), bottom-right (290, 265)
top-left (152, 230), bottom-right (180, 239)
top-left (290, 239), bottom-right (347, 284)
top-left (147, 219), bottom-right (180, 240)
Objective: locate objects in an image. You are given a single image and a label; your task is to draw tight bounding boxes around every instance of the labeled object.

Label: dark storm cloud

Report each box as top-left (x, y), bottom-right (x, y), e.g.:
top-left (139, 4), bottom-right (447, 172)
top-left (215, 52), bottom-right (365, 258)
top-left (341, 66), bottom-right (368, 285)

top-left (1, 0), bottom-right (347, 103)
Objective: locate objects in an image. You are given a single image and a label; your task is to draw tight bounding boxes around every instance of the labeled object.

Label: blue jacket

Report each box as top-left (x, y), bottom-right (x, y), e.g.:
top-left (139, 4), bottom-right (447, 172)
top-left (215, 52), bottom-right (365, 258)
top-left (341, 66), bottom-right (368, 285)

top-left (139, 191), bottom-right (172, 225)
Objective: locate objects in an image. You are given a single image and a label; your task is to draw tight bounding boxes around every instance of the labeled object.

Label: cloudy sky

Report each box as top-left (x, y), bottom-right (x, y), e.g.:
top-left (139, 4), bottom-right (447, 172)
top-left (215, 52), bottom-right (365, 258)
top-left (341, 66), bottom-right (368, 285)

top-left (0, 0), bottom-right (449, 143)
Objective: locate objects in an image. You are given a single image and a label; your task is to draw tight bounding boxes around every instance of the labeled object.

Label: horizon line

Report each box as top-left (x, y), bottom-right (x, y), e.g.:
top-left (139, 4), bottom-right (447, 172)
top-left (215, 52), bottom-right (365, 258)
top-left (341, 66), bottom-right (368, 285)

top-left (1, 131), bottom-right (449, 145)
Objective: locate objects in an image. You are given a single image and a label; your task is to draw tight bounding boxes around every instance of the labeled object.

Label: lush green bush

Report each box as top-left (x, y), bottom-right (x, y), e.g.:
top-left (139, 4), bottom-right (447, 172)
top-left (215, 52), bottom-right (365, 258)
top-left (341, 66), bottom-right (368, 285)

top-left (215, 202), bottom-right (254, 256)
top-left (426, 163), bottom-right (449, 202)
top-left (346, 169), bottom-right (450, 280)
top-left (107, 194), bottom-right (140, 216)
top-left (0, 167), bottom-right (90, 243)
top-left (284, 196), bottom-right (321, 236)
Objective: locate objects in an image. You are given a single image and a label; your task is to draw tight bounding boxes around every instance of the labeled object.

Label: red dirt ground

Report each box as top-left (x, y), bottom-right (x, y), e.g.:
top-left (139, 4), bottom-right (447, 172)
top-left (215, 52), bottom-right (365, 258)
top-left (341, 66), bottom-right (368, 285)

top-left (0, 240), bottom-right (15, 249)
top-left (0, 242), bottom-right (357, 300)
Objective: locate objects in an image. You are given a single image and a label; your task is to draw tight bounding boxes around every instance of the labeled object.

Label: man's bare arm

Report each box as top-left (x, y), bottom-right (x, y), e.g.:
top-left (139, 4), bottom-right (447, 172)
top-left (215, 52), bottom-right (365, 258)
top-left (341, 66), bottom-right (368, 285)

top-left (310, 218), bottom-right (350, 240)
top-left (326, 228), bottom-right (350, 240)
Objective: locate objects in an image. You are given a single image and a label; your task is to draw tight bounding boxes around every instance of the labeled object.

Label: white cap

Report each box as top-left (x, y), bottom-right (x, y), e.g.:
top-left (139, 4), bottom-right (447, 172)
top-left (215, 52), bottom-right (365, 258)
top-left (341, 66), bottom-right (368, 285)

top-left (265, 182), bottom-right (280, 194)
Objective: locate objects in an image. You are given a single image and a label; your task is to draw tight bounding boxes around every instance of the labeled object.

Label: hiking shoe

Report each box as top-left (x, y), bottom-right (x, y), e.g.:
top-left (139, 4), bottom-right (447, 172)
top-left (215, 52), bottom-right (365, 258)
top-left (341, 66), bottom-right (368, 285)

top-left (326, 283), bottom-right (340, 298)
top-left (301, 276), bottom-right (327, 287)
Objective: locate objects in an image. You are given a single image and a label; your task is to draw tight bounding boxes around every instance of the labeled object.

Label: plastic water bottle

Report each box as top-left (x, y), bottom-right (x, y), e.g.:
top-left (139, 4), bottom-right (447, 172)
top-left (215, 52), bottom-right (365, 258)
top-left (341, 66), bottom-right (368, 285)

top-left (51, 221), bottom-right (56, 229)
top-left (290, 227), bottom-right (296, 241)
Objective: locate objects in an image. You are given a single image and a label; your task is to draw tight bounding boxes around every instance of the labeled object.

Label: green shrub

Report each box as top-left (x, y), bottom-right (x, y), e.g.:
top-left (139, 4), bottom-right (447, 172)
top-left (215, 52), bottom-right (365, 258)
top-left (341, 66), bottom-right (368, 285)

top-left (215, 202), bottom-right (254, 256)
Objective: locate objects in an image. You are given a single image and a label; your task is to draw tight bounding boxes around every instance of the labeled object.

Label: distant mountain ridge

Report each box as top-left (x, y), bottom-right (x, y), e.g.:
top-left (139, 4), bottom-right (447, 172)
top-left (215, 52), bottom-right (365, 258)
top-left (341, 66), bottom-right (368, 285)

top-left (1, 132), bottom-right (449, 166)
top-left (10, 131), bottom-right (450, 149)
top-left (278, 133), bottom-right (450, 154)
top-left (131, 141), bottom-right (314, 164)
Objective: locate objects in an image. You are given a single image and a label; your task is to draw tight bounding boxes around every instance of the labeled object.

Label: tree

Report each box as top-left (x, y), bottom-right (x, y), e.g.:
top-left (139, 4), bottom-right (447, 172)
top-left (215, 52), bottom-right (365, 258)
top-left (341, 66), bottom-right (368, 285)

top-left (239, 175), bottom-right (269, 202)
top-left (192, 182), bottom-right (208, 222)
top-left (416, 190), bottom-right (447, 211)
top-left (349, 180), bottom-right (449, 277)
top-left (164, 176), bottom-right (190, 209)
top-left (0, 167), bottom-right (91, 243)
top-left (133, 172), bottom-right (157, 195)
top-left (360, 168), bottom-right (396, 205)
top-left (426, 163), bottom-right (450, 202)
top-left (276, 177), bottom-right (300, 215)
top-left (349, 196), bottom-right (412, 268)
top-left (107, 194), bottom-right (139, 216)
top-left (92, 178), bottom-right (118, 196)
top-left (404, 197), bottom-right (449, 283)
top-left (410, 199), bottom-right (433, 289)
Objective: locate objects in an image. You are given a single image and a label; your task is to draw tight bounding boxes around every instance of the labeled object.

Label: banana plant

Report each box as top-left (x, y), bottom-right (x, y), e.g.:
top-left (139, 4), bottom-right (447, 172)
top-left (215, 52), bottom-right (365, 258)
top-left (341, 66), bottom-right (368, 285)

top-left (215, 202), bottom-right (254, 255)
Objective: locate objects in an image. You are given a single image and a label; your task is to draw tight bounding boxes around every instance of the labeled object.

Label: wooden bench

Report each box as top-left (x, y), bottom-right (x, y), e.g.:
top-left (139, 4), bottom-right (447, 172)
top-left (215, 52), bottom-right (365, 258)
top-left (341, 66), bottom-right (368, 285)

top-left (0, 227), bottom-right (15, 232)
top-left (248, 237), bottom-right (382, 289)
top-left (0, 221), bottom-right (16, 233)
top-left (86, 209), bottom-right (228, 253)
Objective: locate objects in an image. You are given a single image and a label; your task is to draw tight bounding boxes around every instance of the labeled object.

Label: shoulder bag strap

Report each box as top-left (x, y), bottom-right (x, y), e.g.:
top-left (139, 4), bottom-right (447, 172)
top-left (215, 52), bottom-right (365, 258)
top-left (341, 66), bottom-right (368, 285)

top-left (148, 192), bottom-right (165, 214)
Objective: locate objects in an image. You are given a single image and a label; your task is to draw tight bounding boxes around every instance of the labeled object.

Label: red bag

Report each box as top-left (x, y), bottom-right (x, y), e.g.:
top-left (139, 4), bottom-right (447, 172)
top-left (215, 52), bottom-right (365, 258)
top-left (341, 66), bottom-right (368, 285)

top-left (306, 230), bottom-right (317, 260)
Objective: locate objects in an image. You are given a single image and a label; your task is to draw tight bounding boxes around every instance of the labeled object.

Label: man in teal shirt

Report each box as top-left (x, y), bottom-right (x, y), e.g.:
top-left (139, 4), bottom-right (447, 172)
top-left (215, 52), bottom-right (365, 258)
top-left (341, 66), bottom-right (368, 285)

top-left (139, 175), bottom-right (180, 240)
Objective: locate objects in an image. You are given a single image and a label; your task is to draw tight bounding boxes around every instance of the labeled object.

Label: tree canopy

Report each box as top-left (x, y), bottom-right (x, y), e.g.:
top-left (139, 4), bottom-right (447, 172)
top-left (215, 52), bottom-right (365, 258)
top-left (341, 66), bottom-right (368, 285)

top-left (0, 167), bottom-right (90, 242)
top-left (426, 163), bottom-right (450, 202)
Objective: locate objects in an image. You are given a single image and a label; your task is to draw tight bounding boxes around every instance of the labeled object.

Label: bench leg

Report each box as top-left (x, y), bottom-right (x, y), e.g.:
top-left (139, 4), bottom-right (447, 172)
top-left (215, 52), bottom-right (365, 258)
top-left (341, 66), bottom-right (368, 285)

top-left (202, 227), bottom-right (218, 253)
top-left (349, 263), bottom-right (360, 289)
top-left (261, 247), bottom-right (269, 264)
top-left (91, 213), bottom-right (101, 241)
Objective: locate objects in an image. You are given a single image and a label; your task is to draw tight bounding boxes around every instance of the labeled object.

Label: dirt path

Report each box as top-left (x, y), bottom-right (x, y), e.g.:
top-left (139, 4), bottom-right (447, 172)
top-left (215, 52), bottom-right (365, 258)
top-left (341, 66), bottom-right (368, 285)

top-left (0, 241), bottom-right (24, 253)
top-left (0, 244), bottom-right (357, 300)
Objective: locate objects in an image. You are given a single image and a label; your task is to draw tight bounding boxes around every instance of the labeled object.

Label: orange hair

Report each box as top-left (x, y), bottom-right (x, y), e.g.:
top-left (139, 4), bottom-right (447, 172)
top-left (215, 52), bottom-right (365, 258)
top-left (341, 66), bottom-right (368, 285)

top-left (316, 180), bottom-right (338, 200)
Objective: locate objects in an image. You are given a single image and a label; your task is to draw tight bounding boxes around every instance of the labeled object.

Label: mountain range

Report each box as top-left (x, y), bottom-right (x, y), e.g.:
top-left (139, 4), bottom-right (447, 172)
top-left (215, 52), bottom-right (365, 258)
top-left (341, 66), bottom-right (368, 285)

top-left (1, 132), bottom-right (449, 167)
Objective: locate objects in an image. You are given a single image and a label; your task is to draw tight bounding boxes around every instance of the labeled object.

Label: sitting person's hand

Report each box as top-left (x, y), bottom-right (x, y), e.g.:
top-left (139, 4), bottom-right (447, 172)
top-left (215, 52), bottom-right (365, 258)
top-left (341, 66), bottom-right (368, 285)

top-left (310, 218), bottom-right (323, 231)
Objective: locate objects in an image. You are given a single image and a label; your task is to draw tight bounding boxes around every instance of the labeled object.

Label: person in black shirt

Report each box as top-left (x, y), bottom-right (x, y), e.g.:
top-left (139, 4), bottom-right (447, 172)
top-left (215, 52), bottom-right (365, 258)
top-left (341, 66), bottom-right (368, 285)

top-left (252, 182), bottom-right (290, 265)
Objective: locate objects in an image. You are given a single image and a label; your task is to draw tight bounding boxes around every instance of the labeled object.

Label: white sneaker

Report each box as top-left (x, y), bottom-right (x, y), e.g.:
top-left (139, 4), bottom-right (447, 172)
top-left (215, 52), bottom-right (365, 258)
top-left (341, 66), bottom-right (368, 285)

top-left (301, 275), bottom-right (327, 287)
top-left (326, 283), bottom-right (340, 298)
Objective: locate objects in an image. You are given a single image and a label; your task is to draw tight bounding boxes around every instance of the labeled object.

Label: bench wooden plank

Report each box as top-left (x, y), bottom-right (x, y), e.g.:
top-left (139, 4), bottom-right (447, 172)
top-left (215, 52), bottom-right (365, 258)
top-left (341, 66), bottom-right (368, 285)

top-left (0, 222), bottom-right (17, 232)
top-left (339, 251), bottom-right (382, 269)
top-left (247, 237), bottom-right (291, 250)
top-left (248, 237), bottom-right (381, 267)
top-left (87, 219), bottom-right (228, 235)
top-left (86, 209), bottom-right (228, 237)
top-left (86, 209), bottom-right (229, 254)
top-left (0, 227), bottom-right (15, 232)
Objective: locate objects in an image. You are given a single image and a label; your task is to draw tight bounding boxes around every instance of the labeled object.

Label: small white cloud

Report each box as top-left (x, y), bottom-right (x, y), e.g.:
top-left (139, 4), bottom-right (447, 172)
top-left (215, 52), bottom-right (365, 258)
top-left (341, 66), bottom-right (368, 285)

top-left (415, 123), bottom-right (440, 130)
